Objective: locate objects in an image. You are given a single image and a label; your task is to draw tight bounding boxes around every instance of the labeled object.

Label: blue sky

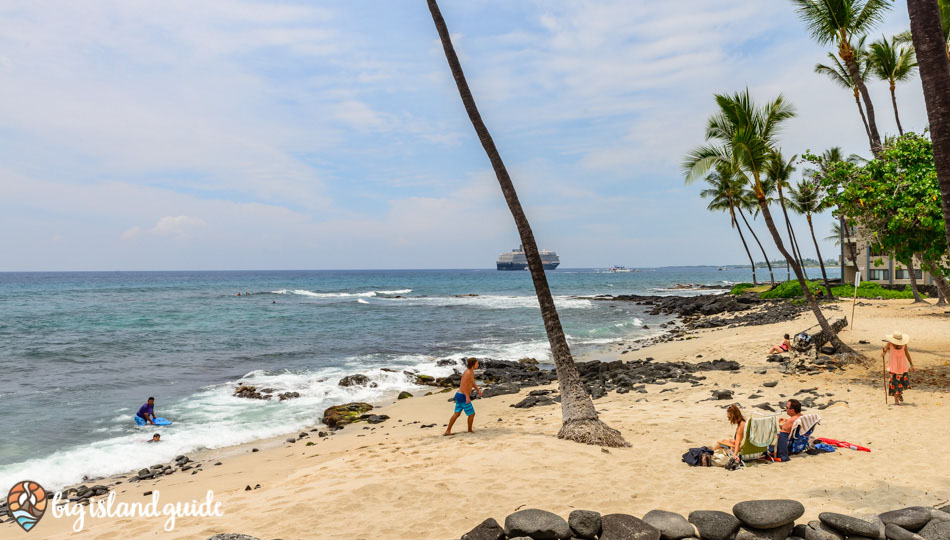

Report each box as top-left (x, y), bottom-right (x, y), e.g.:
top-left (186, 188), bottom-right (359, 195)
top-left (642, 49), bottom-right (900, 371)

top-left (0, 1), bottom-right (928, 270)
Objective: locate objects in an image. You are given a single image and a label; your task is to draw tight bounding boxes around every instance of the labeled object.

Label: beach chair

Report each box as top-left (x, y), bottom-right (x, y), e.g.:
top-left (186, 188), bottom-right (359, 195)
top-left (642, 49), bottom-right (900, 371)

top-left (738, 414), bottom-right (779, 463)
top-left (788, 413), bottom-right (821, 455)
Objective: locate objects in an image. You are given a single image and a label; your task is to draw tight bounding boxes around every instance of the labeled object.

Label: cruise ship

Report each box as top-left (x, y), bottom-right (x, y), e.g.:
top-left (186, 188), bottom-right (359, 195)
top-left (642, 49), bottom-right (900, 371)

top-left (496, 246), bottom-right (560, 270)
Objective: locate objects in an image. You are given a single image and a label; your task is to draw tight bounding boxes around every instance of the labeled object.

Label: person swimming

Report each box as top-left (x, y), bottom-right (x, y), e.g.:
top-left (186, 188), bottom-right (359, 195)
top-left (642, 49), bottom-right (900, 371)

top-left (147, 433), bottom-right (161, 443)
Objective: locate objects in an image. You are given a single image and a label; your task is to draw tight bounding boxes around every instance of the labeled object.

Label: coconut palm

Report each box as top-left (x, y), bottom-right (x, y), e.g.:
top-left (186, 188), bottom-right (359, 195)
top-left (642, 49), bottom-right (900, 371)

top-left (868, 34), bottom-right (918, 135)
top-left (764, 151), bottom-right (807, 280)
top-left (815, 44), bottom-right (874, 148)
top-left (426, 0), bottom-right (626, 447)
top-left (792, 0), bottom-right (891, 154)
top-left (787, 179), bottom-right (835, 298)
top-left (684, 89), bottom-right (858, 356)
top-left (701, 164), bottom-right (759, 285)
top-left (737, 188), bottom-right (776, 286)
top-left (906, 0), bottom-right (950, 251)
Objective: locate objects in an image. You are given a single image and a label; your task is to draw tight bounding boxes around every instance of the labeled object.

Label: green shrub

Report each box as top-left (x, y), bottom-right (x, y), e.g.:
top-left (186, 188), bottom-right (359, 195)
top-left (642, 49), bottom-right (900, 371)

top-left (760, 280), bottom-right (822, 299)
top-left (729, 283), bottom-right (755, 295)
top-left (831, 282), bottom-right (922, 299)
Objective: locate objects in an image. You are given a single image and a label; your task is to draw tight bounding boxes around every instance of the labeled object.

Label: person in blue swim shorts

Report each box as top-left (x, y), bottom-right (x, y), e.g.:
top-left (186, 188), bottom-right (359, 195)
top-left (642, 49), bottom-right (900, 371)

top-left (444, 357), bottom-right (482, 435)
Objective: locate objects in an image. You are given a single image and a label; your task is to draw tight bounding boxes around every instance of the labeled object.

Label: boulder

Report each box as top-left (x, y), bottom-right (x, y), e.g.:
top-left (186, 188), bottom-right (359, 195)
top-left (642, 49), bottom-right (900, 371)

top-left (711, 390), bottom-right (734, 400)
top-left (338, 374), bottom-right (370, 387)
top-left (819, 513), bottom-right (880, 538)
top-left (482, 383), bottom-right (521, 398)
top-left (732, 500), bottom-right (805, 529)
top-left (879, 508), bottom-right (934, 533)
top-left (688, 510), bottom-right (741, 540)
top-left (600, 514), bottom-right (661, 540)
top-left (569, 509), bottom-right (602, 539)
top-left (397, 391), bottom-right (413, 400)
top-left (322, 402), bottom-right (373, 427)
top-left (803, 520), bottom-right (844, 540)
top-left (461, 517), bottom-right (506, 540)
top-left (735, 524), bottom-right (794, 540)
top-left (504, 509), bottom-right (571, 540)
top-left (885, 524), bottom-right (926, 540)
top-left (930, 509), bottom-right (950, 523)
top-left (643, 510), bottom-right (696, 540)
top-left (359, 414), bottom-right (390, 424)
top-left (763, 381), bottom-right (778, 388)
top-left (918, 520), bottom-right (950, 540)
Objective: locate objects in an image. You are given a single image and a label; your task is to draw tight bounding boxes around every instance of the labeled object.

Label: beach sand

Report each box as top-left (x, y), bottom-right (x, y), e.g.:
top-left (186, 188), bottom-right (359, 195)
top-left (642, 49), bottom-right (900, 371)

top-left (31, 298), bottom-right (950, 540)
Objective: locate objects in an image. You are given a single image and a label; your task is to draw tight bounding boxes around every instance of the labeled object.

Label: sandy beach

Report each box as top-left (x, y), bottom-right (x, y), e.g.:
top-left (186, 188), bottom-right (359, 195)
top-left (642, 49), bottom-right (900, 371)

top-left (25, 298), bottom-right (950, 540)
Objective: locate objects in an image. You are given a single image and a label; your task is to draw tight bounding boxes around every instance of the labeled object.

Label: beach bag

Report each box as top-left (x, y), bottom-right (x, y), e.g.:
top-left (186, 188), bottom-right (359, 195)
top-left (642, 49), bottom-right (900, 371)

top-left (711, 447), bottom-right (733, 467)
top-left (682, 446), bottom-right (713, 466)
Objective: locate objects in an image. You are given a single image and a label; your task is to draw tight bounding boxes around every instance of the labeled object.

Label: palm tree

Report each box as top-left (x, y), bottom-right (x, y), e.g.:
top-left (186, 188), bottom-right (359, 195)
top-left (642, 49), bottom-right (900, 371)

top-left (788, 179), bottom-right (835, 298)
top-left (738, 189), bottom-right (776, 286)
top-left (792, 0), bottom-right (891, 154)
top-left (426, 0), bottom-right (627, 447)
top-left (868, 34), bottom-right (918, 135)
top-left (684, 89), bottom-right (858, 356)
top-left (764, 151), bottom-right (807, 280)
top-left (906, 0), bottom-right (950, 251)
top-left (701, 164), bottom-right (759, 285)
top-left (815, 46), bottom-right (874, 148)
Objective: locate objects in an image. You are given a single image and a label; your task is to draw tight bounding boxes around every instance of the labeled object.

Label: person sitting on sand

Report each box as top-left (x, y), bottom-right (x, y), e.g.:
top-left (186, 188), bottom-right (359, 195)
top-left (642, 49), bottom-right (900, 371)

top-left (137, 397), bottom-right (157, 426)
top-left (779, 399), bottom-right (802, 433)
top-left (716, 404), bottom-right (745, 458)
top-left (444, 358), bottom-right (482, 435)
top-left (769, 334), bottom-right (791, 354)
top-left (147, 434), bottom-right (161, 443)
top-left (883, 331), bottom-right (915, 406)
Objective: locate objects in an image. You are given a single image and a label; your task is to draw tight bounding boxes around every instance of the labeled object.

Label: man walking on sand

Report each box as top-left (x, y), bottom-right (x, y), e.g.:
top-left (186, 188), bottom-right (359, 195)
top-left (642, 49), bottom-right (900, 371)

top-left (445, 358), bottom-right (482, 435)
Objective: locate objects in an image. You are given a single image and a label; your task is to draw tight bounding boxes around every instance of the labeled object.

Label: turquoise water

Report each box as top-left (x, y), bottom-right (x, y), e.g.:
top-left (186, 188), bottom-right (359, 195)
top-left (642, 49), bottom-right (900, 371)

top-left (0, 267), bottom-right (836, 489)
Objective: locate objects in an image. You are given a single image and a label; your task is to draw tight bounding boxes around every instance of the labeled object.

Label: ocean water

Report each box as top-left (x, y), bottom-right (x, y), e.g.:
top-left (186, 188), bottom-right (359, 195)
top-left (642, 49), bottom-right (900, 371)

top-left (0, 266), bottom-right (836, 489)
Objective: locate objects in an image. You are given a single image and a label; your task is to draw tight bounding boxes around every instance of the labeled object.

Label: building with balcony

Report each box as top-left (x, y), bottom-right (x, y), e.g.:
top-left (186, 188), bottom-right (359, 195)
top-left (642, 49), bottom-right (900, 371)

top-left (839, 224), bottom-right (935, 286)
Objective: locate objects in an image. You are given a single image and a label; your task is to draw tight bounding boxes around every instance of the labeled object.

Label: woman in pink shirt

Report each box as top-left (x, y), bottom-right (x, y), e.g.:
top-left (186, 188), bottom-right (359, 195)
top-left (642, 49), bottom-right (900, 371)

top-left (883, 331), bottom-right (915, 405)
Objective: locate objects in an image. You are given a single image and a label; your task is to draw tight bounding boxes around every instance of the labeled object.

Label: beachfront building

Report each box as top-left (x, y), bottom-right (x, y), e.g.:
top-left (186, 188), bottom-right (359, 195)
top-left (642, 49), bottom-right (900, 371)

top-left (839, 224), bottom-right (936, 286)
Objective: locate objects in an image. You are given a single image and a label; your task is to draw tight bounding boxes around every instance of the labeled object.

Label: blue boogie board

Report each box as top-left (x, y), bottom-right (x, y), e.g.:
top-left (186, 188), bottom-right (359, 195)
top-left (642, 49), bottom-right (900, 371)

top-left (134, 416), bottom-right (172, 426)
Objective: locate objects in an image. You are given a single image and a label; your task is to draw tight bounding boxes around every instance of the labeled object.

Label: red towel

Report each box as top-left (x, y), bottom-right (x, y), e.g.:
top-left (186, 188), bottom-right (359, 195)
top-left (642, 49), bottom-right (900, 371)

top-left (816, 437), bottom-right (870, 452)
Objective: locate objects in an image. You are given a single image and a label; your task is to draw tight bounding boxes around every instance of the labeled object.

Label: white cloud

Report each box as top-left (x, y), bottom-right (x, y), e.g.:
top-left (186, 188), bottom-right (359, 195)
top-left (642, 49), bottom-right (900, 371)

top-left (149, 216), bottom-right (207, 237)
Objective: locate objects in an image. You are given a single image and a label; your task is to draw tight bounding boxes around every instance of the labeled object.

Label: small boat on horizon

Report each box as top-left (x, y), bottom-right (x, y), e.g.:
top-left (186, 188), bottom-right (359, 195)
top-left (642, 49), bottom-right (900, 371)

top-left (607, 266), bottom-right (634, 273)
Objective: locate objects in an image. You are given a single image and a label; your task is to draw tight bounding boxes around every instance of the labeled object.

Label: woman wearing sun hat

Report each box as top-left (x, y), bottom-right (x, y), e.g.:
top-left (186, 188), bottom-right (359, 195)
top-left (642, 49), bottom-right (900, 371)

top-left (883, 331), bottom-right (915, 405)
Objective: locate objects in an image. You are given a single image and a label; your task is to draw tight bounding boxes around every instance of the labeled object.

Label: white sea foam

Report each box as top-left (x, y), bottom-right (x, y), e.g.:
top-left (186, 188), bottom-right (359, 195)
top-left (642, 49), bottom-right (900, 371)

top-left (271, 288), bottom-right (412, 298)
top-left (388, 295), bottom-right (593, 310)
top-left (357, 299), bottom-right (370, 304)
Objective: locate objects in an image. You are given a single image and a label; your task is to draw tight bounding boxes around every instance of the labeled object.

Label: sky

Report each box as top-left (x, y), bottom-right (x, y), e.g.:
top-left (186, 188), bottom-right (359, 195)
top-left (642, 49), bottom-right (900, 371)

top-left (0, 1), bottom-right (930, 271)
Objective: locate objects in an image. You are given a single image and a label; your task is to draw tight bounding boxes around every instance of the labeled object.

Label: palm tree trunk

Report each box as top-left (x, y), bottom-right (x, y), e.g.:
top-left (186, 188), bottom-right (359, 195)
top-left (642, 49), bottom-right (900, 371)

top-left (806, 214), bottom-right (834, 299)
top-left (890, 83), bottom-right (904, 136)
top-left (426, 0), bottom-right (627, 447)
top-left (751, 174), bottom-right (859, 357)
top-left (905, 257), bottom-right (926, 303)
top-left (732, 210), bottom-right (757, 285)
top-left (907, 0), bottom-right (950, 250)
top-left (854, 90), bottom-right (874, 149)
top-left (842, 47), bottom-right (883, 155)
top-left (921, 256), bottom-right (950, 305)
top-left (777, 185), bottom-right (797, 281)
top-left (737, 206), bottom-right (775, 285)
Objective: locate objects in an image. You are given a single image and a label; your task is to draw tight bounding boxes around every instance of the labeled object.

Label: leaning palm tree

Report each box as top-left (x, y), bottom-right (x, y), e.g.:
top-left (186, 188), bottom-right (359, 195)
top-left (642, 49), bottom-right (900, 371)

top-left (787, 179), bottom-right (835, 298)
top-left (701, 164), bottom-right (759, 285)
top-left (792, 0), bottom-right (891, 154)
top-left (868, 34), bottom-right (918, 135)
top-left (815, 45), bottom-right (875, 148)
top-left (684, 89), bottom-right (859, 356)
top-left (906, 0), bottom-right (950, 251)
top-left (426, 0), bottom-right (626, 447)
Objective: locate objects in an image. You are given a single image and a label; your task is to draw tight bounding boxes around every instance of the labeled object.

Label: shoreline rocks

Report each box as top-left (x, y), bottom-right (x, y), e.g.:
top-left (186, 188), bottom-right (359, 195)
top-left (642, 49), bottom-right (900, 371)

top-left (459, 503), bottom-right (950, 540)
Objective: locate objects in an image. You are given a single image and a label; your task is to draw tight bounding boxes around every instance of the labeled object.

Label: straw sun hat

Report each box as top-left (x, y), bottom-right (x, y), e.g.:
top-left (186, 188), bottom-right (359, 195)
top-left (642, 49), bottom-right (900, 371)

top-left (884, 331), bottom-right (910, 346)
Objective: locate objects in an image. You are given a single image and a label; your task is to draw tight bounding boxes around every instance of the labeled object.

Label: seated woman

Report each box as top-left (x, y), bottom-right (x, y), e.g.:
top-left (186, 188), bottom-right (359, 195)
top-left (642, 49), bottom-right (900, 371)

top-left (716, 404), bottom-right (746, 458)
top-left (769, 334), bottom-right (791, 354)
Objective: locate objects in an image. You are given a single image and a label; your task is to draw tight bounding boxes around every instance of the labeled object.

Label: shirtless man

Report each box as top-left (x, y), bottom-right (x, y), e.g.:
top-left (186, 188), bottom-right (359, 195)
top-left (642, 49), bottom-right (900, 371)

top-left (444, 357), bottom-right (482, 435)
top-left (779, 399), bottom-right (802, 433)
